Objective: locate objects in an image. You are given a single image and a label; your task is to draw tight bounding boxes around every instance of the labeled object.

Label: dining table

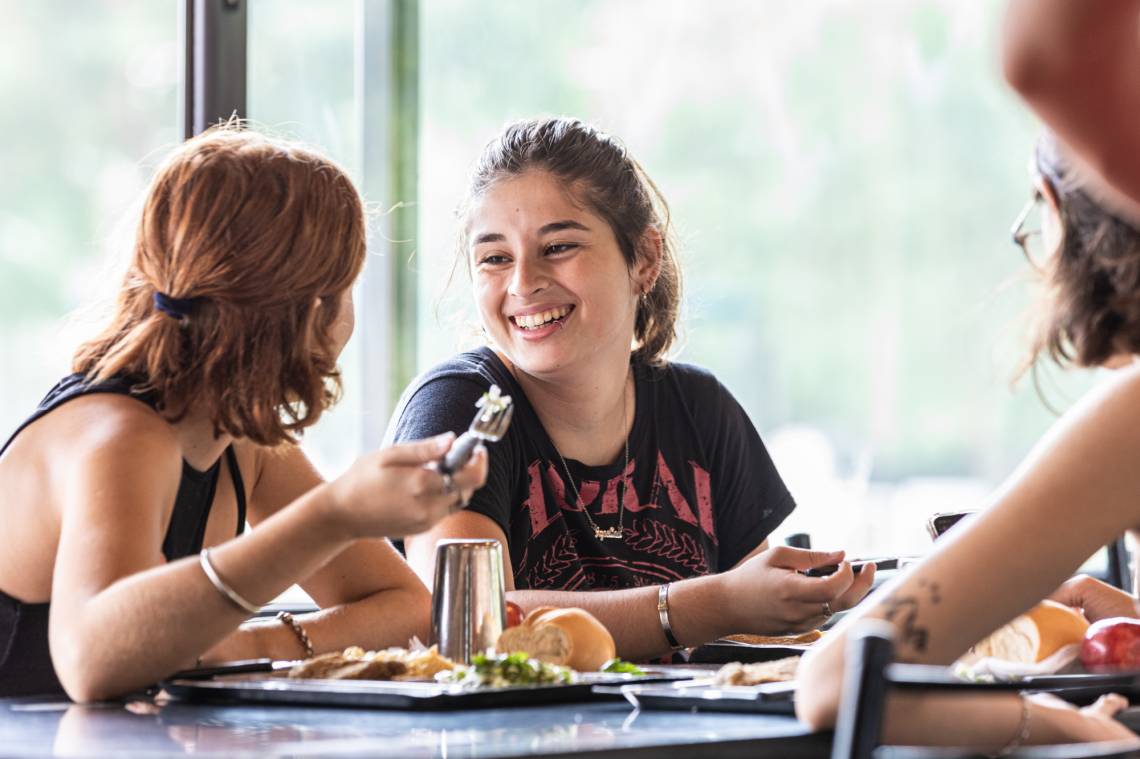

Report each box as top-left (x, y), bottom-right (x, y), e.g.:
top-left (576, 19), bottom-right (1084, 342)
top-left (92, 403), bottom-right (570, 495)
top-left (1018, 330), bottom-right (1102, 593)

top-left (0, 690), bottom-right (831, 758)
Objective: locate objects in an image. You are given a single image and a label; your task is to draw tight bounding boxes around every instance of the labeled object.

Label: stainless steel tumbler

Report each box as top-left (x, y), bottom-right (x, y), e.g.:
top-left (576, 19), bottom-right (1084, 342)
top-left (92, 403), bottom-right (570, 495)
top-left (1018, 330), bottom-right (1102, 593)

top-left (430, 539), bottom-right (507, 664)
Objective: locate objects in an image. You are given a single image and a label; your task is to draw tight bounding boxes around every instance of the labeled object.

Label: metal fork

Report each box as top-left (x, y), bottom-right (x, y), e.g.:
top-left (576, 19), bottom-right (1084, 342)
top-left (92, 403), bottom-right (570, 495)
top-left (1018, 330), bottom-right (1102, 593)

top-left (437, 384), bottom-right (514, 474)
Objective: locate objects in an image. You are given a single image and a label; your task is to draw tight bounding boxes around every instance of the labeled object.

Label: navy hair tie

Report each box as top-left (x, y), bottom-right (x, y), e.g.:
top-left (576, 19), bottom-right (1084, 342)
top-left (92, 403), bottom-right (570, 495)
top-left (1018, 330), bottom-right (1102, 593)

top-left (153, 291), bottom-right (198, 320)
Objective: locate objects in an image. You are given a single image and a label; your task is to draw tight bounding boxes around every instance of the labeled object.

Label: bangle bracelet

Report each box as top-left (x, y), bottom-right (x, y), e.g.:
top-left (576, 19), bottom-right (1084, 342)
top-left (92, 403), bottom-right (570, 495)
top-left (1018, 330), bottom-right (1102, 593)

top-left (657, 583), bottom-right (682, 650)
top-left (199, 548), bottom-right (261, 615)
top-left (277, 611), bottom-right (315, 659)
top-left (990, 694), bottom-right (1032, 758)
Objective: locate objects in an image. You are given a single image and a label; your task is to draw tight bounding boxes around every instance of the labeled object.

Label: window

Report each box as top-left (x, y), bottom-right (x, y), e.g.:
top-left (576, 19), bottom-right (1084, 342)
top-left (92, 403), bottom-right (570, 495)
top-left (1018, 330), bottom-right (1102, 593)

top-left (247, 0), bottom-right (361, 476)
top-left (1, 1), bottom-right (1107, 571)
top-left (0, 1), bottom-right (179, 437)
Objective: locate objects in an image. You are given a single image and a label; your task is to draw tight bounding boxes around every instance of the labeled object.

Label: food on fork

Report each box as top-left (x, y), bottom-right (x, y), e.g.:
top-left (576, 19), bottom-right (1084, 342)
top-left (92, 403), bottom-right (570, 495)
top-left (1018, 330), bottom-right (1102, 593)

top-left (723, 630), bottom-right (822, 646)
top-left (496, 606), bottom-right (616, 672)
top-left (438, 383), bottom-right (514, 475)
top-left (713, 657), bottom-right (801, 686)
top-left (971, 600), bottom-right (1089, 663)
top-left (478, 384), bottom-right (511, 415)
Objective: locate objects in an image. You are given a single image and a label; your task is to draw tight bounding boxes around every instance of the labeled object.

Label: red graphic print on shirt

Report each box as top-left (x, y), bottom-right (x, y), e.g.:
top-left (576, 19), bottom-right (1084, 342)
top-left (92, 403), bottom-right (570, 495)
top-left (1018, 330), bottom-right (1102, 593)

top-left (516, 455), bottom-right (716, 589)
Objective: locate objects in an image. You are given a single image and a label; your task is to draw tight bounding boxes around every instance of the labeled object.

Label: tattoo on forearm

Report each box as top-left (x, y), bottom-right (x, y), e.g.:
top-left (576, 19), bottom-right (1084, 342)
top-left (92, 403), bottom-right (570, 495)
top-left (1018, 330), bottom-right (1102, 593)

top-left (882, 579), bottom-right (942, 654)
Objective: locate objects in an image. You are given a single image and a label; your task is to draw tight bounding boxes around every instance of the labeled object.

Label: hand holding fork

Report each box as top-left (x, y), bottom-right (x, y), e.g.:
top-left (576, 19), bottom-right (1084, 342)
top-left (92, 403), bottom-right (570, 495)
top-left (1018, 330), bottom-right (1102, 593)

top-left (435, 384), bottom-right (514, 498)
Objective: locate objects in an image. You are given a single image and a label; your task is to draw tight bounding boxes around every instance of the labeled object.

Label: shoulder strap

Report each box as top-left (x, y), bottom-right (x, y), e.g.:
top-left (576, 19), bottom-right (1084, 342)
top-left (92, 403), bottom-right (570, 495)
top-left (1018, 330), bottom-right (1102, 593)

top-left (0, 374), bottom-right (154, 458)
top-left (224, 446), bottom-right (247, 537)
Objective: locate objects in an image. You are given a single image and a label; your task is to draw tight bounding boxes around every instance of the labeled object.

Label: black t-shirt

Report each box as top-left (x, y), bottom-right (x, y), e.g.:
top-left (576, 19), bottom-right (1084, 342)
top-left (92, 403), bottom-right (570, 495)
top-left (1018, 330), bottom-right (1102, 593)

top-left (389, 347), bottom-right (795, 590)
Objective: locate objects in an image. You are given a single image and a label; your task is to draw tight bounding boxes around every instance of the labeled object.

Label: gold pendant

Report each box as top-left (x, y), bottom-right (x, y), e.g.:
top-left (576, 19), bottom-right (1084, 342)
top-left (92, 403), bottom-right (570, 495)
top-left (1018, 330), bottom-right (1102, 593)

top-left (594, 526), bottom-right (623, 540)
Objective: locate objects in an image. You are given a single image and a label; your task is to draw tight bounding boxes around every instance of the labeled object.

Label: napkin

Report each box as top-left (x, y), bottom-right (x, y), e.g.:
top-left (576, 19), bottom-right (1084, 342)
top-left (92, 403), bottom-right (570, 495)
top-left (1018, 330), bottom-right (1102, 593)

top-left (955, 644), bottom-right (1083, 681)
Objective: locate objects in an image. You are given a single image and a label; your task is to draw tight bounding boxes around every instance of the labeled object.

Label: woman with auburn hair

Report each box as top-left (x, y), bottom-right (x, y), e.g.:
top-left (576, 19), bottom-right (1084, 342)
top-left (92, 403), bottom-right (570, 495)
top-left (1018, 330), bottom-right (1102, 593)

top-left (0, 125), bottom-right (486, 701)
top-left (796, 132), bottom-right (1140, 749)
top-left (391, 117), bottom-right (873, 661)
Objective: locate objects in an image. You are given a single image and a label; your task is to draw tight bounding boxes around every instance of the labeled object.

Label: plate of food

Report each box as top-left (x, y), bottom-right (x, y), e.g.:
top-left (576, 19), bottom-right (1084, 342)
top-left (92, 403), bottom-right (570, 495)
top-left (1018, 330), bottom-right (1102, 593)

top-left (618, 657), bottom-right (802, 714)
top-left (164, 607), bottom-right (696, 710)
top-left (163, 646), bottom-right (664, 710)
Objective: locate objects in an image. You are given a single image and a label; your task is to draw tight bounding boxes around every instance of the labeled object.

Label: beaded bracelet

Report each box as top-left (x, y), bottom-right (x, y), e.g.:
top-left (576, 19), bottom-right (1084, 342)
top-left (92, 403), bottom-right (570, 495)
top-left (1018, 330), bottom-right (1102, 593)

top-left (277, 611), bottom-right (315, 659)
top-left (991, 694), bottom-right (1031, 758)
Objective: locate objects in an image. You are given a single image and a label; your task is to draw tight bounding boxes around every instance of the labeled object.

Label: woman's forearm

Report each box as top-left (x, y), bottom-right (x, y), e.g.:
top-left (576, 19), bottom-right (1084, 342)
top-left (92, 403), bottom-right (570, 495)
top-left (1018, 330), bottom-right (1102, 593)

top-left (507, 573), bottom-right (731, 660)
top-left (884, 692), bottom-right (1098, 749)
top-left (51, 484), bottom-right (351, 701)
top-left (204, 583), bottom-right (432, 664)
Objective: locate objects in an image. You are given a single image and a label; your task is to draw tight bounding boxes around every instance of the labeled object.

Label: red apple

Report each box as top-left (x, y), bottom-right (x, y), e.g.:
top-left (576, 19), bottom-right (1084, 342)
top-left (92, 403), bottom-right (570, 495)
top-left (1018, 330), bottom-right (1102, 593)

top-left (505, 601), bottom-right (524, 629)
top-left (1080, 617), bottom-right (1140, 672)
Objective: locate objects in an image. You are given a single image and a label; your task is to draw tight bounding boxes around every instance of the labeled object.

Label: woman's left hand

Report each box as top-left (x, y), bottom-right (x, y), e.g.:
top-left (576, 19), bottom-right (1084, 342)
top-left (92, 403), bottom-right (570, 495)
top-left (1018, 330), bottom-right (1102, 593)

top-left (721, 547), bottom-right (877, 633)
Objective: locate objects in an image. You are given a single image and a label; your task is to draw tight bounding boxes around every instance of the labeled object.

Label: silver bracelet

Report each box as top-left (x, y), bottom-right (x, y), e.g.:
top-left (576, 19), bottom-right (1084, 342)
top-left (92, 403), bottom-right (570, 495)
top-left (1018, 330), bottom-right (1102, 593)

top-left (657, 583), bottom-right (682, 649)
top-left (991, 694), bottom-right (1032, 758)
top-left (199, 548), bottom-right (261, 615)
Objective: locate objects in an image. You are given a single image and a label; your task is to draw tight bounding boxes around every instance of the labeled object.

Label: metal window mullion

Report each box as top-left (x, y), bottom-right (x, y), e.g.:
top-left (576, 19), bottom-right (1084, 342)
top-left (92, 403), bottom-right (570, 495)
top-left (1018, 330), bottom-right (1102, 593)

top-left (356, 0), bottom-right (419, 450)
top-left (183, 0), bottom-right (247, 139)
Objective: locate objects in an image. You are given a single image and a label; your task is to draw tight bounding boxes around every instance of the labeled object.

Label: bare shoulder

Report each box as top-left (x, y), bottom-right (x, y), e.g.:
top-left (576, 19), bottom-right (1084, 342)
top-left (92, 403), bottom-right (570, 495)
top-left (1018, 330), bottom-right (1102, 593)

top-left (1057, 364), bottom-right (1140, 440)
top-left (56, 393), bottom-right (178, 458)
top-left (34, 394), bottom-right (183, 506)
top-left (1003, 364), bottom-right (1140, 535)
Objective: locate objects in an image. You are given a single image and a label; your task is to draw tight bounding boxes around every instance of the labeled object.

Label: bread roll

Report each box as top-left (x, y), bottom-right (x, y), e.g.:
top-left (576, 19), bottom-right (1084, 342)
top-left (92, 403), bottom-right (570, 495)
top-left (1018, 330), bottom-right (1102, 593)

top-left (495, 606), bottom-right (617, 671)
top-left (972, 600), bottom-right (1089, 663)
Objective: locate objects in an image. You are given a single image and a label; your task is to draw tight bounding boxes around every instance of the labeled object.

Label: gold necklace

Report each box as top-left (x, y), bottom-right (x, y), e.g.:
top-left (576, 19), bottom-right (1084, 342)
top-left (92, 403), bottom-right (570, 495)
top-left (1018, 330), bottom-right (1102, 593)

top-left (554, 371), bottom-right (630, 541)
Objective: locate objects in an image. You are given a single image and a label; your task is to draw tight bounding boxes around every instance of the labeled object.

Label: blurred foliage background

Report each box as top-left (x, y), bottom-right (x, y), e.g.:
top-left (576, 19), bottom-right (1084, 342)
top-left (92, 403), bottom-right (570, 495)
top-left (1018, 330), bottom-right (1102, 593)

top-left (0, 0), bottom-right (1099, 555)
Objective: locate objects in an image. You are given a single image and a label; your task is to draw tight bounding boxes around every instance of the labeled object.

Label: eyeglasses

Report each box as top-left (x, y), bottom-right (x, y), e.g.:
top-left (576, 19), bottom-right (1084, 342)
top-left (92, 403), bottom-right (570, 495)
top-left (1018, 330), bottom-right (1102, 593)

top-left (1010, 188), bottom-right (1045, 268)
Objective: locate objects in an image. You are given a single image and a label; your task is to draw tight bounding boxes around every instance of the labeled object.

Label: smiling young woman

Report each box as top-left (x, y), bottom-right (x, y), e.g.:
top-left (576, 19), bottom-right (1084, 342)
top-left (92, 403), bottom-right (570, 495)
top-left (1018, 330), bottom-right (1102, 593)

top-left (390, 117), bottom-right (874, 661)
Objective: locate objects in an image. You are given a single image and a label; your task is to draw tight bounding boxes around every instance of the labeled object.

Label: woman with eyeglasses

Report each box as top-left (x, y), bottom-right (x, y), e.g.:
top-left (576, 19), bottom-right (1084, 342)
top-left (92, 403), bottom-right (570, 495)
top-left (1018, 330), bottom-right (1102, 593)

top-left (796, 131), bottom-right (1140, 749)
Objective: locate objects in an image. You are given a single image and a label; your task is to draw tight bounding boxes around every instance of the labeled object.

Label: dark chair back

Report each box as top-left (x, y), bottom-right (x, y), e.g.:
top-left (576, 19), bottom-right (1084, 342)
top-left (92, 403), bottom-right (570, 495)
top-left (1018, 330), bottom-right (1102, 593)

top-left (831, 622), bottom-right (1140, 759)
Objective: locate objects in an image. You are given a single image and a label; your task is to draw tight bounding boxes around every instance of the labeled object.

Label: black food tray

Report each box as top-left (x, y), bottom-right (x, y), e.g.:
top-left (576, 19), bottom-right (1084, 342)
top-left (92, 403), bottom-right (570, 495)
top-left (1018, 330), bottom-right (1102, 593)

top-left (163, 668), bottom-right (697, 711)
top-left (616, 667), bottom-right (1140, 715)
top-left (888, 665), bottom-right (1140, 691)
top-left (885, 664), bottom-right (1140, 705)
top-left (617, 681), bottom-right (797, 715)
top-left (687, 643), bottom-right (809, 665)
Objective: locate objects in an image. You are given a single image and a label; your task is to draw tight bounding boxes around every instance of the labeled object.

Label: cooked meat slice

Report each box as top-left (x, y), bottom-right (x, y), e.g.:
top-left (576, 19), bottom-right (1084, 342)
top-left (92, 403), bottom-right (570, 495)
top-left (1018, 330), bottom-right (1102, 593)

top-left (713, 656), bottom-right (801, 686)
top-left (289, 653), bottom-right (356, 680)
top-left (723, 630), bottom-right (822, 646)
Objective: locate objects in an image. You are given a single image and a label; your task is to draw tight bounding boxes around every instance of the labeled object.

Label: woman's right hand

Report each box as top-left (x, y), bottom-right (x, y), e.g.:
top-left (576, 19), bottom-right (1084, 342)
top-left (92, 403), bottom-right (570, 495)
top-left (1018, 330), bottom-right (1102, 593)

top-left (325, 433), bottom-right (488, 539)
top-left (1049, 574), bottom-right (1140, 623)
top-left (1029, 692), bottom-right (1138, 744)
top-left (719, 546), bottom-right (876, 634)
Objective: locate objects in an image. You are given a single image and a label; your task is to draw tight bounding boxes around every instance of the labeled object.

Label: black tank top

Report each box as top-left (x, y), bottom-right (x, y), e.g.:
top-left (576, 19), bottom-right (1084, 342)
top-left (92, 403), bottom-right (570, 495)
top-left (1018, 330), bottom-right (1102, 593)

top-left (0, 374), bottom-right (247, 697)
